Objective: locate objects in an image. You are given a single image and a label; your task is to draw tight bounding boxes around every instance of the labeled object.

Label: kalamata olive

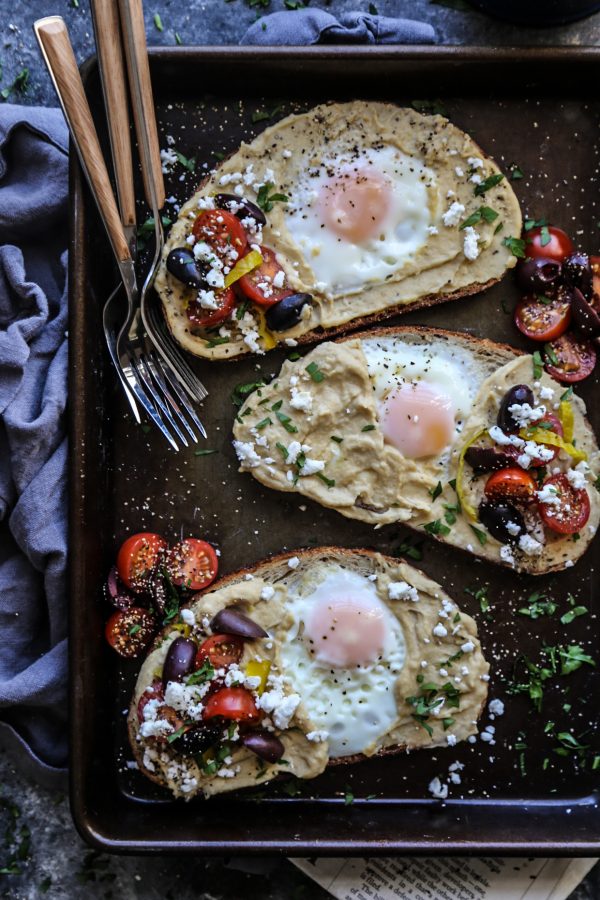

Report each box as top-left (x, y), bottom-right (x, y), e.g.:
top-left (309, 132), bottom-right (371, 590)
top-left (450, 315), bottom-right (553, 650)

top-left (563, 252), bottom-right (593, 299)
top-left (104, 566), bottom-right (135, 610)
top-left (571, 286), bottom-right (600, 338)
top-left (162, 637), bottom-right (197, 686)
top-left (173, 723), bottom-right (223, 756)
top-left (166, 247), bottom-right (205, 288)
top-left (242, 730), bottom-right (285, 763)
top-left (214, 193), bottom-right (267, 227)
top-left (265, 293), bottom-right (312, 332)
top-left (497, 384), bottom-right (534, 433)
top-left (515, 257), bottom-right (562, 293)
top-left (210, 607), bottom-right (268, 640)
top-left (464, 446), bottom-right (515, 474)
top-left (478, 501), bottom-right (525, 545)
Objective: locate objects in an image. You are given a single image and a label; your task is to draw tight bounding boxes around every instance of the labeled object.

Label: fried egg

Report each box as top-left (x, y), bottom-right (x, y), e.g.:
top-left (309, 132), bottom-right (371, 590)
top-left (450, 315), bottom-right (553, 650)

top-left (280, 565), bottom-right (406, 757)
top-left (361, 335), bottom-right (481, 462)
top-left (285, 146), bottom-right (436, 296)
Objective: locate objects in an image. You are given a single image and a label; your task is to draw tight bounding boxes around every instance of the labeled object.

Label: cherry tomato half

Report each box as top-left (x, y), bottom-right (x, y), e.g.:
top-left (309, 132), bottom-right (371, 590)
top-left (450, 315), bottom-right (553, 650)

top-left (484, 467), bottom-right (537, 503)
top-left (117, 532), bottom-right (168, 591)
top-left (538, 474), bottom-right (590, 535)
top-left (186, 286), bottom-right (236, 329)
top-left (192, 209), bottom-right (248, 263)
top-left (237, 246), bottom-right (292, 307)
top-left (526, 225), bottom-right (574, 263)
top-left (545, 333), bottom-right (597, 383)
top-left (169, 538), bottom-right (218, 591)
top-left (196, 634), bottom-right (244, 669)
top-left (105, 607), bottom-right (156, 658)
top-left (137, 679), bottom-right (164, 723)
top-left (203, 687), bottom-right (260, 722)
top-left (514, 294), bottom-right (571, 343)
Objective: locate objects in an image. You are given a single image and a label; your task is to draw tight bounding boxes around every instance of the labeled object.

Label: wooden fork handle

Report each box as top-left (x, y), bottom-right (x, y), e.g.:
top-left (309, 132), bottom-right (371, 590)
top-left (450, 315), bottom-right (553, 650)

top-left (90, 0), bottom-right (136, 228)
top-left (34, 16), bottom-right (131, 262)
top-left (118, 0), bottom-right (166, 210)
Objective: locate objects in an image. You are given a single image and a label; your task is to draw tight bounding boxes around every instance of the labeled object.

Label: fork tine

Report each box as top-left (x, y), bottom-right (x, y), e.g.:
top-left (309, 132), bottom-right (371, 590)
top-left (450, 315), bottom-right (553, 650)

top-left (121, 361), bottom-right (179, 451)
top-left (145, 353), bottom-right (199, 444)
top-left (154, 352), bottom-right (208, 440)
top-left (144, 297), bottom-right (208, 403)
top-left (135, 355), bottom-right (189, 448)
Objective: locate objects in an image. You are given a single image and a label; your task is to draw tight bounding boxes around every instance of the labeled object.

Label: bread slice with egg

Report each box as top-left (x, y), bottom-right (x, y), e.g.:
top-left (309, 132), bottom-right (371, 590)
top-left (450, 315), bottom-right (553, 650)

top-left (155, 101), bottom-right (522, 360)
top-left (232, 327), bottom-right (600, 574)
top-left (128, 547), bottom-right (489, 800)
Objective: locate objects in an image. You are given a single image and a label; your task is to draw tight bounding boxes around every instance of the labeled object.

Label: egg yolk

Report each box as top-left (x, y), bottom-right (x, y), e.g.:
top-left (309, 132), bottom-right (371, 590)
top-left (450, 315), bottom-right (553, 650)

top-left (319, 168), bottom-right (391, 244)
top-left (304, 595), bottom-right (386, 667)
top-left (379, 382), bottom-right (455, 459)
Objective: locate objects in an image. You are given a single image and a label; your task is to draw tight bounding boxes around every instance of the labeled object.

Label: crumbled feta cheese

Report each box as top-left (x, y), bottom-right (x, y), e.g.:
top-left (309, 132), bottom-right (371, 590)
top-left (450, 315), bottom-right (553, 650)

top-left (468, 156), bottom-right (484, 169)
top-left (506, 521), bottom-right (522, 537)
top-left (539, 385), bottom-right (555, 400)
top-left (282, 149), bottom-right (292, 159)
top-left (258, 685), bottom-right (301, 730)
top-left (454, 166), bottom-right (464, 177)
top-left (233, 440), bottom-right (262, 468)
top-left (300, 458), bottom-right (325, 476)
top-left (433, 623), bottom-right (448, 638)
top-left (284, 338), bottom-right (298, 347)
top-left (160, 147), bottom-right (178, 172)
top-left (536, 483), bottom-right (561, 506)
top-left (272, 270), bottom-right (286, 289)
top-left (427, 225), bottom-right (439, 235)
top-left (287, 556), bottom-right (300, 569)
top-left (461, 641), bottom-right (475, 653)
top-left (388, 581), bottom-right (419, 602)
top-left (180, 608), bottom-right (195, 626)
top-left (507, 402), bottom-right (546, 428)
top-left (470, 173), bottom-right (483, 185)
top-left (164, 681), bottom-right (208, 719)
top-left (488, 698), bottom-right (505, 717)
top-left (286, 441), bottom-right (311, 465)
top-left (290, 387), bottom-right (313, 413)
top-left (447, 734), bottom-right (457, 747)
top-left (442, 201), bottom-right (465, 227)
top-left (260, 585), bottom-right (275, 601)
top-left (567, 466), bottom-right (587, 490)
top-left (488, 425), bottom-right (525, 448)
top-left (518, 533), bottom-right (543, 556)
top-left (243, 330), bottom-right (262, 354)
top-left (306, 730), bottom-right (329, 742)
top-left (428, 777), bottom-right (448, 800)
top-left (463, 226), bottom-right (480, 261)
top-left (197, 289), bottom-right (218, 310)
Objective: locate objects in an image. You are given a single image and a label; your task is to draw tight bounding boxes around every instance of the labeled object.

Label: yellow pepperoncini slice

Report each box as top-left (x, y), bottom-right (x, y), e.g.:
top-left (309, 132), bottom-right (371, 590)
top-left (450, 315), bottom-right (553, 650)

top-left (256, 308), bottom-right (277, 351)
top-left (519, 427), bottom-right (587, 463)
top-left (456, 428), bottom-right (488, 522)
top-left (224, 249), bottom-right (263, 289)
top-left (245, 659), bottom-right (271, 695)
top-left (558, 400), bottom-right (575, 444)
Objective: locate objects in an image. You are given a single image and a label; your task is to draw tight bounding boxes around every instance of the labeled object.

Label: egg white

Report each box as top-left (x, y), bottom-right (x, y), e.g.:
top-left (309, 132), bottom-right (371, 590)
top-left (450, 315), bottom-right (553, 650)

top-left (284, 145), bottom-right (436, 296)
top-left (280, 566), bottom-right (406, 758)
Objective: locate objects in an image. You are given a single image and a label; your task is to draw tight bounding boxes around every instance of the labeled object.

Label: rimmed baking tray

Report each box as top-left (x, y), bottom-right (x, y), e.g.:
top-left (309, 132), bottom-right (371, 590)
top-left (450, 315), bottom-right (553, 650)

top-left (70, 46), bottom-right (600, 854)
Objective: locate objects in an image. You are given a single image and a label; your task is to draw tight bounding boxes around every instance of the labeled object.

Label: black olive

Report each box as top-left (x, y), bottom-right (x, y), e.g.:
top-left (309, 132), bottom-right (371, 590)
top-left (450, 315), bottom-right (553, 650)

top-left (563, 252), bottom-right (593, 299)
top-left (214, 193), bottom-right (267, 227)
top-left (479, 501), bottom-right (525, 544)
top-left (162, 637), bottom-right (197, 687)
top-left (265, 293), bottom-right (312, 332)
top-left (464, 446), bottom-right (515, 474)
top-left (173, 723), bottom-right (223, 757)
top-left (242, 730), bottom-right (285, 763)
top-left (210, 607), bottom-right (268, 639)
top-left (497, 384), bottom-right (534, 433)
top-left (166, 248), bottom-right (205, 289)
top-left (571, 286), bottom-right (600, 338)
top-left (515, 257), bottom-right (562, 293)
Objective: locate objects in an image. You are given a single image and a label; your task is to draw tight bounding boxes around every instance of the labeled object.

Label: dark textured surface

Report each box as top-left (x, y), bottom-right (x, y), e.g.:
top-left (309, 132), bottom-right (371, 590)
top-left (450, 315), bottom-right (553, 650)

top-left (1, 0), bottom-right (600, 896)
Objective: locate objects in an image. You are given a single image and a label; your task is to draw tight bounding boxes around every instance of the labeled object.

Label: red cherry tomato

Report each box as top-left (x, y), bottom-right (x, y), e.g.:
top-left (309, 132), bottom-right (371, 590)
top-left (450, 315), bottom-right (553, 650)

top-left (544, 333), bottom-right (597, 383)
top-left (514, 294), bottom-right (571, 342)
top-left (203, 687), bottom-right (260, 722)
top-left (484, 467), bottom-right (537, 503)
top-left (186, 286), bottom-right (236, 329)
top-left (105, 607), bottom-right (156, 658)
top-left (538, 474), bottom-right (590, 535)
top-left (137, 679), bottom-right (164, 723)
top-left (237, 246), bottom-right (292, 307)
top-left (192, 209), bottom-right (248, 263)
top-left (525, 225), bottom-right (574, 263)
top-left (117, 532), bottom-right (168, 591)
top-left (196, 634), bottom-right (244, 669)
top-left (169, 538), bottom-right (218, 591)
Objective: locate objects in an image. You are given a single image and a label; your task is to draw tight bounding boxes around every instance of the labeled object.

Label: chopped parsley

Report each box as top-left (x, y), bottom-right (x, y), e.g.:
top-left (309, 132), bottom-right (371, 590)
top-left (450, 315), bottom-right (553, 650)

top-left (194, 449), bottom-right (217, 456)
top-left (275, 410), bottom-right (297, 433)
top-left (560, 595), bottom-right (588, 625)
top-left (167, 725), bottom-right (188, 744)
top-left (205, 336), bottom-right (230, 348)
top-left (502, 235), bottom-right (527, 259)
top-left (275, 441), bottom-right (288, 460)
top-left (429, 481), bottom-right (443, 501)
top-left (316, 472), bottom-right (335, 488)
top-left (256, 417), bottom-right (272, 430)
top-left (459, 206), bottom-right (498, 230)
top-left (174, 31), bottom-right (183, 45)
top-left (544, 342), bottom-right (559, 366)
top-left (560, 386), bottom-right (574, 402)
top-left (443, 502), bottom-right (460, 526)
top-left (305, 361), bottom-right (326, 383)
top-left (406, 680), bottom-right (461, 737)
top-left (361, 424), bottom-right (376, 432)
top-left (532, 350), bottom-right (543, 380)
top-left (256, 182), bottom-right (288, 213)
top-left (136, 215), bottom-right (172, 251)
top-left (410, 98), bottom-right (447, 116)
top-left (231, 380), bottom-right (265, 407)
top-left (187, 660), bottom-right (215, 685)
top-left (474, 173), bottom-right (504, 196)
top-left (518, 590), bottom-right (557, 620)
top-left (331, 435), bottom-right (344, 444)
top-left (251, 105), bottom-right (283, 124)
top-left (396, 538), bottom-right (423, 562)
top-left (510, 164), bottom-right (524, 181)
top-left (469, 524), bottom-right (487, 546)
top-left (424, 519), bottom-right (451, 537)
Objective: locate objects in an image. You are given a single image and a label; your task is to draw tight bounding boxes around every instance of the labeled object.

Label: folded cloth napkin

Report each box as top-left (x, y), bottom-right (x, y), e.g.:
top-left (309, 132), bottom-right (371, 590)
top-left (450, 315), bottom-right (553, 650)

top-left (241, 8), bottom-right (436, 45)
top-left (0, 104), bottom-right (69, 790)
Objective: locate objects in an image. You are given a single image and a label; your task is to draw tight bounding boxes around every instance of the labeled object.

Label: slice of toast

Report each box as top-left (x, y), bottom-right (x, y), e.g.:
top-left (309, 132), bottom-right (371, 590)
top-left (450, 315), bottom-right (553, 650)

top-left (128, 547), bottom-right (489, 800)
top-left (155, 101), bottom-right (522, 360)
top-left (231, 326), bottom-right (600, 574)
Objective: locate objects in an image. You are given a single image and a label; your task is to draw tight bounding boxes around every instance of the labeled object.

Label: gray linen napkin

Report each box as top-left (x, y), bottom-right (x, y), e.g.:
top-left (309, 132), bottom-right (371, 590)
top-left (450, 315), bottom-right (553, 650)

top-left (241, 8), bottom-right (436, 45)
top-left (0, 104), bottom-right (69, 790)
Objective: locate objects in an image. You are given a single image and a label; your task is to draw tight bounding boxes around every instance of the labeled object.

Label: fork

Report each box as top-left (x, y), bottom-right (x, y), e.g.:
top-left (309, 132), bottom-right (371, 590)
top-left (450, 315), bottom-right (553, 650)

top-left (116, 0), bottom-right (208, 416)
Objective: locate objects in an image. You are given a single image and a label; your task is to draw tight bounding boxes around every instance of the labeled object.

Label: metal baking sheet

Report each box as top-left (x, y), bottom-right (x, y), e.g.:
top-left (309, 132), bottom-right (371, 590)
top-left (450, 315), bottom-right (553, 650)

top-left (69, 46), bottom-right (600, 854)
